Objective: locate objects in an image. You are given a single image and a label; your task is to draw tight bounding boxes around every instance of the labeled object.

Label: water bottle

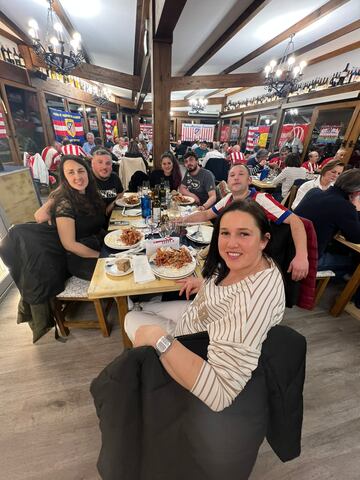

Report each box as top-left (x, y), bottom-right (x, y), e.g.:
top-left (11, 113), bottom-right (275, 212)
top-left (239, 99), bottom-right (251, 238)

top-left (141, 183), bottom-right (152, 219)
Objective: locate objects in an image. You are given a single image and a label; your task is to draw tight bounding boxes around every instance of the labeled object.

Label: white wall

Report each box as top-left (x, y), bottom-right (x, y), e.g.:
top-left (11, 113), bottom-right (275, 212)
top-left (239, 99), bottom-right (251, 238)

top-left (227, 48), bottom-right (360, 103)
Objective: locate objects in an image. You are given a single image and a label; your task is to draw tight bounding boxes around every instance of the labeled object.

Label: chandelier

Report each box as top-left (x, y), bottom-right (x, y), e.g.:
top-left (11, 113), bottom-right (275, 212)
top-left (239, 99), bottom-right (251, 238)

top-left (189, 97), bottom-right (208, 113)
top-left (28, 0), bottom-right (84, 75)
top-left (264, 34), bottom-right (306, 98)
top-left (92, 85), bottom-right (112, 106)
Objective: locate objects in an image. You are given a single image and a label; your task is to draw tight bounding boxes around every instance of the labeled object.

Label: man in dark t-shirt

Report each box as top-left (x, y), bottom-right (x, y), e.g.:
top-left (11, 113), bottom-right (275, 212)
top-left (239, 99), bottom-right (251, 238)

top-left (91, 149), bottom-right (124, 214)
top-left (179, 152), bottom-right (216, 208)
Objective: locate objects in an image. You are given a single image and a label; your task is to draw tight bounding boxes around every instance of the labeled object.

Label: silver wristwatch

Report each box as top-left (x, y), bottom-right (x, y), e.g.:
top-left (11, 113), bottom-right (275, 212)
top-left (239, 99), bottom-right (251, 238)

top-left (155, 334), bottom-right (175, 356)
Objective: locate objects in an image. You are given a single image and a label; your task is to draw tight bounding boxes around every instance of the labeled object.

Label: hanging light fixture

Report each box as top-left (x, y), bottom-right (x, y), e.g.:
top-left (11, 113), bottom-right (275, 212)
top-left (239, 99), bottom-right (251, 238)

top-left (264, 34), bottom-right (306, 98)
top-left (189, 97), bottom-right (208, 113)
top-left (92, 84), bottom-right (112, 106)
top-left (28, 0), bottom-right (84, 75)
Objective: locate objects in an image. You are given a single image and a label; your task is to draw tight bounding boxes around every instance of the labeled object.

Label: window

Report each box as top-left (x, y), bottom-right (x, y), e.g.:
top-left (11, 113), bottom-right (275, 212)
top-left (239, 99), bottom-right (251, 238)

top-left (5, 85), bottom-right (45, 155)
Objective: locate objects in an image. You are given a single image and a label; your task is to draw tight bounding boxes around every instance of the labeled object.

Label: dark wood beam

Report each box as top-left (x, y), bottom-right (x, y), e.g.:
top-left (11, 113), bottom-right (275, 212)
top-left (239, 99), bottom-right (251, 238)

top-left (52, 0), bottom-right (92, 64)
top-left (204, 89), bottom-right (224, 98)
top-left (114, 96), bottom-right (136, 110)
top-left (133, 0), bottom-right (150, 76)
top-left (221, 0), bottom-right (350, 74)
top-left (142, 96), bottom-right (225, 110)
top-left (291, 19), bottom-right (360, 59)
top-left (170, 72), bottom-right (263, 91)
top-left (307, 41), bottom-right (360, 66)
top-left (0, 27), bottom-right (22, 44)
top-left (0, 11), bottom-right (32, 45)
top-left (154, 0), bottom-right (187, 40)
top-left (185, 0), bottom-right (270, 76)
top-left (136, 55), bottom-right (151, 111)
top-left (225, 87), bottom-right (248, 97)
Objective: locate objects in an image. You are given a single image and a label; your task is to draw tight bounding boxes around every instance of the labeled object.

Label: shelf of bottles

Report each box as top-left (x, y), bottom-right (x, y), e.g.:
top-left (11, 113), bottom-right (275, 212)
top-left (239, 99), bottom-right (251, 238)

top-left (0, 44), bottom-right (26, 67)
top-left (224, 64), bottom-right (360, 113)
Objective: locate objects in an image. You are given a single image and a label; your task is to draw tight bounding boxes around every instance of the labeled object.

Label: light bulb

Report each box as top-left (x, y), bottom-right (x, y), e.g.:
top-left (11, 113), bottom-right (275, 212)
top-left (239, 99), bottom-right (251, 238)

top-left (70, 39), bottom-right (79, 51)
top-left (293, 66), bottom-right (300, 77)
top-left (288, 56), bottom-right (295, 66)
top-left (28, 28), bottom-right (36, 38)
top-left (73, 32), bottom-right (81, 42)
top-left (275, 69), bottom-right (282, 78)
top-left (28, 19), bottom-right (39, 30)
top-left (270, 60), bottom-right (277, 68)
top-left (299, 61), bottom-right (307, 69)
top-left (50, 36), bottom-right (59, 47)
top-left (54, 22), bottom-right (63, 32)
top-left (265, 119), bottom-right (270, 125)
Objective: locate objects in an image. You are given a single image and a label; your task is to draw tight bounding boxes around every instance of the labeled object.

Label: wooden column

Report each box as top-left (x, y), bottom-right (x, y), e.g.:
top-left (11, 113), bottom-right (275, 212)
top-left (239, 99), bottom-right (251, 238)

top-left (133, 114), bottom-right (140, 138)
top-left (117, 110), bottom-right (123, 138)
top-left (151, 40), bottom-right (171, 168)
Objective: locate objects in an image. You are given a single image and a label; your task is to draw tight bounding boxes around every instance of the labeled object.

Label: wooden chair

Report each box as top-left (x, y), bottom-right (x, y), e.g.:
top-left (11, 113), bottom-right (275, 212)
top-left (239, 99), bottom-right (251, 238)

top-left (314, 270), bottom-right (336, 306)
top-left (52, 276), bottom-right (112, 337)
top-left (281, 185), bottom-right (299, 209)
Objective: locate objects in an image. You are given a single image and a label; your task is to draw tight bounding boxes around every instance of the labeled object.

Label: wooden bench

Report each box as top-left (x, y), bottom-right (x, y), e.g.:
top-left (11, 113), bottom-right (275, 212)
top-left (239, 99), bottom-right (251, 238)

top-left (52, 276), bottom-right (112, 337)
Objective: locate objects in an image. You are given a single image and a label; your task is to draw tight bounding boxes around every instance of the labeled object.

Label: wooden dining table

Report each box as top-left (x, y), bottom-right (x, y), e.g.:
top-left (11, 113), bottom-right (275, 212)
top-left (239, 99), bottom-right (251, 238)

top-left (251, 177), bottom-right (277, 191)
top-left (88, 203), bottom-right (204, 347)
top-left (330, 234), bottom-right (360, 317)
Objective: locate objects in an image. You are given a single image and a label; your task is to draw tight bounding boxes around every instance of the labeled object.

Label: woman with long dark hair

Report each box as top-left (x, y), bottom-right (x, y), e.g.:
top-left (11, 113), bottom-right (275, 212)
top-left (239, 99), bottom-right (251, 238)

top-left (50, 155), bottom-right (107, 280)
top-left (125, 200), bottom-right (285, 413)
top-left (149, 151), bottom-right (182, 190)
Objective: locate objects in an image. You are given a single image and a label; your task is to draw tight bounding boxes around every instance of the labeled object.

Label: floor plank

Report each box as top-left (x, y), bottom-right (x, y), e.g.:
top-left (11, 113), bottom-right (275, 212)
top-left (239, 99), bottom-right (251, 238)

top-left (0, 284), bottom-right (359, 479)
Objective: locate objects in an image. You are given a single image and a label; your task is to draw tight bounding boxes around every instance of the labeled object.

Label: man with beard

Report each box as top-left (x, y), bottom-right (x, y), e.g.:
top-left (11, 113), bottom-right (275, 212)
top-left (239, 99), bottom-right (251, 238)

top-left (91, 149), bottom-right (124, 215)
top-left (179, 152), bottom-right (216, 209)
top-left (181, 164), bottom-right (309, 281)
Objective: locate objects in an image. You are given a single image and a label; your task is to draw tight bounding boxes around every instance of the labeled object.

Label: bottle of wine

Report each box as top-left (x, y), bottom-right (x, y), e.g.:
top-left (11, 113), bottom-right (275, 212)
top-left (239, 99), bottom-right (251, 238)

top-left (13, 48), bottom-right (21, 66)
top-left (339, 63), bottom-right (350, 85)
top-left (7, 47), bottom-right (15, 64)
top-left (152, 190), bottom-right (161, 224)
top-left (0, 45), bottom-right (6, 62)
top-left (159, 179), bottom-right (167, 208)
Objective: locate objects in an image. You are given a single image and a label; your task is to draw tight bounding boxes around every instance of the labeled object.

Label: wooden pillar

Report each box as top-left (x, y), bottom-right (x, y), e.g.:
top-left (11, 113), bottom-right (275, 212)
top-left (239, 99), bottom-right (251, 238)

top-left (151, 40), bottom-right (171, 168)
top-left (133, 114), bottom-right (140, 138)
top-left (117, 110), bottom-right (123, 138)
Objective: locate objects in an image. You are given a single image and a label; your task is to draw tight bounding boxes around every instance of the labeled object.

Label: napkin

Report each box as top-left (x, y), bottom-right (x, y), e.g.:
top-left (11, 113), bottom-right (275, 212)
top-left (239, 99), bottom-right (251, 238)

top-left (132, 255), bottom-right (156, 283)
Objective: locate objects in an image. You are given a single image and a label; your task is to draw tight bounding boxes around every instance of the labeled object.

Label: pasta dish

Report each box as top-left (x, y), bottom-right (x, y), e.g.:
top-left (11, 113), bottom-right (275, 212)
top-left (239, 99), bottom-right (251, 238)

top-left (154, 246), bottom-right (192, 269)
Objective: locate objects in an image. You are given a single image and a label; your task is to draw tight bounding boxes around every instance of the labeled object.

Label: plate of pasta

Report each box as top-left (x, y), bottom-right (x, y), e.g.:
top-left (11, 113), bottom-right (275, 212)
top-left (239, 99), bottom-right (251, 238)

top-left (115, 194), bottom-right (140, 207)
top-left (149, 246), bottom-right (196, 279)
top-left (104, 227), bottom-right (144, 250)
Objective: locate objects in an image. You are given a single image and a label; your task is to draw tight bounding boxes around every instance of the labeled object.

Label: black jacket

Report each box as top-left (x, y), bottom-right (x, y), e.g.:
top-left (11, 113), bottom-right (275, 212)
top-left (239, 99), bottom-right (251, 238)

top-left (90, 325), bottom-right (306, 480)
top-left (0, 222), bottom-right (68, 304)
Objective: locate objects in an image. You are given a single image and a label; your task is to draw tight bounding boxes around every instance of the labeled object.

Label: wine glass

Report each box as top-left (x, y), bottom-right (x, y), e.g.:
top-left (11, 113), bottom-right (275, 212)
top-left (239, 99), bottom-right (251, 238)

top-left (146, 216), bottom-right (158, 239)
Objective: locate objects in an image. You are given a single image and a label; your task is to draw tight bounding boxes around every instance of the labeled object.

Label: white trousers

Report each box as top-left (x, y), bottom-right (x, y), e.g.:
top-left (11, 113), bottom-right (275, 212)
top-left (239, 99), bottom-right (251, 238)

top-left (124, 299), bottom-right (190, 343)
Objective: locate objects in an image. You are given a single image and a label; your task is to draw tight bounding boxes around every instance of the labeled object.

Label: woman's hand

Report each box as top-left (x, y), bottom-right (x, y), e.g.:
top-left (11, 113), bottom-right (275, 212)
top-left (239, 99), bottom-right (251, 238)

top-left (133, 324), bottom-right (167, 348)
top-left (177, 277), bottom-right (203, 299)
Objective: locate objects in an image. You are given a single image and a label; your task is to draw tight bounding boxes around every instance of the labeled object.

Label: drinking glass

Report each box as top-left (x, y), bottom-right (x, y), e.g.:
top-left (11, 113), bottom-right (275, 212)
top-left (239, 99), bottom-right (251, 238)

top-left (146, 216), bottom-right (158, 238)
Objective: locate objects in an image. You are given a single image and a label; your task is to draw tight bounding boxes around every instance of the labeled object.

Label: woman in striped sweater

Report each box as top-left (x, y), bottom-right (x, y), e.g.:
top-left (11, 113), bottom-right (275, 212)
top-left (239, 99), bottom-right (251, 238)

top-left (125, 200), bottom-right (285, 412)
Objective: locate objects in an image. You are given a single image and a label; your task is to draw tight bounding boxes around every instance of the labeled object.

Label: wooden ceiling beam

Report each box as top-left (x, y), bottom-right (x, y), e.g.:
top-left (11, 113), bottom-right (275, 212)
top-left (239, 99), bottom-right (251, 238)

top-left (307, 40), bottom-right (360, 66)
top-left (0, 11), bottom-right (32, 45)
top-left (133, 0), bottom-right (150, 77)
top-left (221, 0), bottom-right (350, 74)
top-left (154, 0), bottom-right (187, 41)
top-left (114, 96), bottom-right (136, 110)
top-left (290, 19), bottom-right (360, 59)
top-left (185, 0), bottom-right (270, 76)
top-left (0, 27), bottom-right (23, 44)
top-left (170, 72), bottom-right (263, 91)
top-left (142, 96), bottom-right (225, 110)
top-left (52, 0), bottom-right (92, 64)
top-left (136, 55), bottom-right (151, 111)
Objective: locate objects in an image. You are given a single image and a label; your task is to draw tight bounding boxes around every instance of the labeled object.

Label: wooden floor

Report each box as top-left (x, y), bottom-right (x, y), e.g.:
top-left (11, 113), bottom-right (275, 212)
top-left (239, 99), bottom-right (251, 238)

top-left (0, 284), bottom-right (359, 479)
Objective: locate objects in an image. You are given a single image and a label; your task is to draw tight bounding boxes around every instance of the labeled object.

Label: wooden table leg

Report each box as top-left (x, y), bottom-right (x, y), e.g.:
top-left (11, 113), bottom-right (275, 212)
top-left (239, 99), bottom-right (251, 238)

top-left (115, 297), bottom-right (132, 349)
top-left (330, 263), bottom-right (360, 317)
top-left (93, 298), bottom-right (111, 337)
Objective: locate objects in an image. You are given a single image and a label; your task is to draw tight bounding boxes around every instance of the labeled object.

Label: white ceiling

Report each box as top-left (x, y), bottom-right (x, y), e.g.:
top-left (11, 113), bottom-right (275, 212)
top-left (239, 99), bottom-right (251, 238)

top-left (1, 0), bottom-right (359, 104)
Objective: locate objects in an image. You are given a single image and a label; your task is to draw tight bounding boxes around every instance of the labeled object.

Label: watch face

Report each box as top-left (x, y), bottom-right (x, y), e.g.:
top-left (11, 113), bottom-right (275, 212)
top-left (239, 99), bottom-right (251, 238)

top-left (156, 335), bottom-right (173, 355)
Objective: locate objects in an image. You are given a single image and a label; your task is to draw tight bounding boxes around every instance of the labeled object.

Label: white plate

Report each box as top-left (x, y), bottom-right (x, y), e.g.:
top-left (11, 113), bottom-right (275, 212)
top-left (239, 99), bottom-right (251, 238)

top-left (129, 219), bottom-right (147, 228)
top-left (124, 208), bottom-right (142, 217)
top-left (149, 247), bottom-right (196, 279)
top-left (173, 195), bottom-right (195, 206)
top-left (115, 195), bottom-right (140, 208)
top-left (186, 225), bottom-right (214, 244)
top-left (104, 229), bottom-right (144, 250)
top-left (105, 257), bottom-right (133, 277)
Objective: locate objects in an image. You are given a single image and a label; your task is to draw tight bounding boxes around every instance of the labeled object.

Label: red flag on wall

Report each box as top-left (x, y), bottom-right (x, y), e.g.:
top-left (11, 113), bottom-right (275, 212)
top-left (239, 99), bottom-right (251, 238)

top-left (0, 111), bottom-right (7, 139)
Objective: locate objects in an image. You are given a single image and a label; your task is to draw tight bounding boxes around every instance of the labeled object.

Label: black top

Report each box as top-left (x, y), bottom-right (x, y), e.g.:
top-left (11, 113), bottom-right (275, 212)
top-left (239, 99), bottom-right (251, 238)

top-left (149, 169), bottom-right (180, 191)
top-left (95, 173), bottom-right (123, 206)
top-left (294, 186), bottom-right (360, 257)
top-left (53, 198), bottom-right (107, 241)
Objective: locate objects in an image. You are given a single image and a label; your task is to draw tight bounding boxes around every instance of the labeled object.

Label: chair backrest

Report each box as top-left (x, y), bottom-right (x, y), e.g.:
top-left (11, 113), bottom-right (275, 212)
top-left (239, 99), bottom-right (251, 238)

top-left (281, 185), bottom-right (299, 209)
top-left (119, 157), bottom-right (147, 190)
top-left (204, 157), bottom-right (229, 182)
